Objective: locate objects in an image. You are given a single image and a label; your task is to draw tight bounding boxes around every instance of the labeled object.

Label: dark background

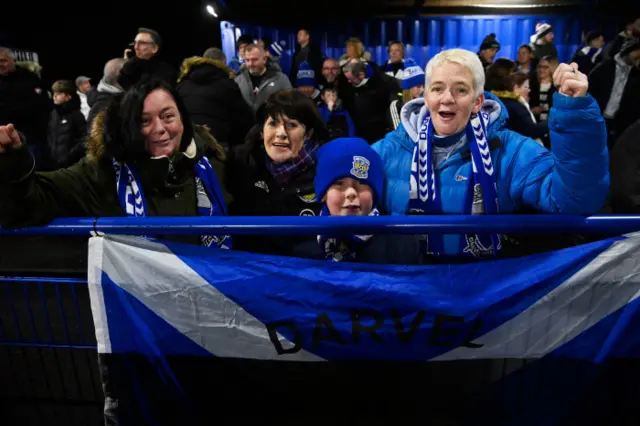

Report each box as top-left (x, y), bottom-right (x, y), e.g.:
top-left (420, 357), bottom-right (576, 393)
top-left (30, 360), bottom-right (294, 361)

top-left (1, 0), bottom-right (638, 86)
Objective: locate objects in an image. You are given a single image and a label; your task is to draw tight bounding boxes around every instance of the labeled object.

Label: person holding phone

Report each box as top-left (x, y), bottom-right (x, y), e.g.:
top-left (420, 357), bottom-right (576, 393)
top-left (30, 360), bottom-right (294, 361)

top-left (119, 28), bottom-right (176, 89)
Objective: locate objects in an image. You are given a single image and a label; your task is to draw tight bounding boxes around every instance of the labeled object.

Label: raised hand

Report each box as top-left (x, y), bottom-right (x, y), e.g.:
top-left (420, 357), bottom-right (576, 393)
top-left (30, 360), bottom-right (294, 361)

top-left (553, 62), bottom-right (588, 98)
top-left (0, 124), bottom-right (23, 153)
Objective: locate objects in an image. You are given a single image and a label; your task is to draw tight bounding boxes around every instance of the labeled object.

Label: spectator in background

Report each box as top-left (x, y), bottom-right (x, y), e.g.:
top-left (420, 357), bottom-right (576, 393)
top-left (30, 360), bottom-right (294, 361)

top-left (258, 36), bottom-right (284, 72)
top-left (516, 44), bottom-right (534, 74)
top-left (229, 34), bottom-right (254, 74)
top-left (340, 37), bottom-right (366, 67)
top-left (382, 41), bottom-right (405, 79)
top-left (295, 61), bottom-right (321, 104)
top-left (321, 58), bottom-right (341, 88)
top-left (486, 61), bottom-right (548, 143)
top-left (87, 58), bottom-right (125, 129)
top-left (589, 39), bottom-right (640, 148)
top-left (318, 85), bottom-right (356, 140)
top-left (227, 90), bottom-right (328, 257)
top-left (235, 45), bottom-right (292, 112)
top-left (388, 58), bottom-right (425, 130)
top-left (609, 118), bottom-right (640, 213)
top-left (119, 27), bottom-right (176, 90)
top-left (177, 49), bottom-right (255, 152)
top-left (289, 29), bottom-right (324, 87)
top-left (0, 47), bottom-right (50, 170)
top-left (478, 34), bottom-right (500, 70)
top-left (342, 59), bottom-right (400, 144)
top-left (603, 17), bottom-right (640, 61)
top-left (571, 31), bottom-right (605, 76)
top-left (48, 80), bottom-right (86, 170)
top-left (75, 76), bottom-right (92, 120)
top-left (371, 48), bottom-right (608, 258)
top-left (530, 23), bottom-right (558, 65)
top-left (530, 55), bottom-right (558, 124)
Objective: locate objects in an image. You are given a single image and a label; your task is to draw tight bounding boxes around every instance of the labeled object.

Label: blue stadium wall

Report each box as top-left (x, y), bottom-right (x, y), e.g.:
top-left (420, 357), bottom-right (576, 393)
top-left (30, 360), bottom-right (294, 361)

top-left (221, 15), bottom-right (615, 75)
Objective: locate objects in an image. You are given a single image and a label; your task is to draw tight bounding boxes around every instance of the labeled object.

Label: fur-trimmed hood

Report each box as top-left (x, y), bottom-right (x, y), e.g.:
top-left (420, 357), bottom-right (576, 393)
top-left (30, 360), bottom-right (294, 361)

top-left (177, 57), bottom-right (231, 83)
top-left (86, 110), bottom-right (226, 164)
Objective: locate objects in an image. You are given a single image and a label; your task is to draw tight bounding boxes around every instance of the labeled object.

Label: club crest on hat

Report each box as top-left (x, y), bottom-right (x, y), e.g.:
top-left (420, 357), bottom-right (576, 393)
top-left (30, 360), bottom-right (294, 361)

top-left (351, 156), bottom-right (370, 179)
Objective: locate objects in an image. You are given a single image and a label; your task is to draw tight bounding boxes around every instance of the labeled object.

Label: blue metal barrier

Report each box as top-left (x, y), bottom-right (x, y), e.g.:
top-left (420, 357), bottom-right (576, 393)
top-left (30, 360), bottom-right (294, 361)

top-left (1, 215), bottom-right (640, 236)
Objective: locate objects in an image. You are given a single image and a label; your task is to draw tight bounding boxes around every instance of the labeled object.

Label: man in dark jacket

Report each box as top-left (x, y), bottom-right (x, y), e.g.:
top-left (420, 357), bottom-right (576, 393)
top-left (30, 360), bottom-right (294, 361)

top-left (48, 80), bottom-right (86, 169)
top-left (478, 34), bottom-right (500, 70)
top-left (603, 17), bottom-right (640, 61)
top-left (87, 58), bottom-right (125, 129)
top-left (589, 39), bottom-right (640, 148)
top-left (119, 28), bottom-right (176, 90)
top-left (609, 118), bottom-right (640, 214)
top-left (571, 31), bottom-right (605, 76)
top-left (178, 52), bottom-right (254, 151)
top-left (341, 59), bottom-right (400, 144)
top-left (289, 29), bottom-right (324, 84)
top-left (0, 47), bottom-right (50, 168)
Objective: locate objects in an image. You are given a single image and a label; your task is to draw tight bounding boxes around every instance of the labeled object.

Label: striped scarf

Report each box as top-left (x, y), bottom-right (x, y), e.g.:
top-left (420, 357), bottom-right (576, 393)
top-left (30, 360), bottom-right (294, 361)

top-left (317, 205), bottom-right (380, 262)
top-left (265, 139), bottom-right (319, 187)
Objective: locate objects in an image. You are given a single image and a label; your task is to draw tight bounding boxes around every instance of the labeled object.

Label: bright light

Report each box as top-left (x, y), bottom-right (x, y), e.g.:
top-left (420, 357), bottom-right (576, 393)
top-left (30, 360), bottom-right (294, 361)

top-left (206, 4), bottom-right (218, 17)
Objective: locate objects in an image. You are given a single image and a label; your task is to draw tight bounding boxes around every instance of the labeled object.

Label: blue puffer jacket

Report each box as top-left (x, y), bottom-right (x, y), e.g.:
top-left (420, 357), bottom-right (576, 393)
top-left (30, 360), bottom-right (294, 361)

top-left (372, 92), bottom-right (609, 255)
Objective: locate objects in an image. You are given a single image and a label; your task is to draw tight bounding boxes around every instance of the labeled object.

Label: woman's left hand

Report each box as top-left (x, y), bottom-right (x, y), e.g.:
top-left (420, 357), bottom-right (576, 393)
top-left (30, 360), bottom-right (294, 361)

top-left (553, 62), bottom-right (588, 98)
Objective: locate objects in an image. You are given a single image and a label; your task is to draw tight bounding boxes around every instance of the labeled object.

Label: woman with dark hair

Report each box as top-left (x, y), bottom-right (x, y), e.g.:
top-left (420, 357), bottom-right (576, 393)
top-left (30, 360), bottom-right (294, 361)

top-left (0, 78), bottom-right (232, 248)
top-left (227, 89), bottom-right (329, 257)
top-left (485, 61), bottom-right (548, 142)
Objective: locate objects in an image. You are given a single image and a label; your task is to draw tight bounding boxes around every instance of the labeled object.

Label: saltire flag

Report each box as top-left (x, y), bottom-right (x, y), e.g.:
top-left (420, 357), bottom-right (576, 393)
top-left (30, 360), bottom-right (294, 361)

top-left (88, 234), bottom-right (640, 426)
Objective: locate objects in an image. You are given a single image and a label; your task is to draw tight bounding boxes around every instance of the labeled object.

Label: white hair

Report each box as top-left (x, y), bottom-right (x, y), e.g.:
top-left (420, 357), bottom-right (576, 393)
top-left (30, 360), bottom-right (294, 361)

top-left (425, 48), bottom-right (485, 97)
top-left (0, 47), bottom-right (15, 59)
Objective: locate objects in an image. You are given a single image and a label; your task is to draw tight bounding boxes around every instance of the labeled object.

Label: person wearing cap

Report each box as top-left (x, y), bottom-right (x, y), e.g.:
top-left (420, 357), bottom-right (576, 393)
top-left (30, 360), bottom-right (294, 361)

top-left (258, 36), bottom-right (284, 73)
top-left (75, 76), bottom-right (92, 120)
top-left (530, 23), bottom-right (558, 65)
top-left (478, 34), bottom-right (500, 70)
top-left (313, 137), bottom-right (421, 263)
top-left (388, 58), bottom-right (425, 130)
top-left (371, 48), bottom-right (608, 259)
top-left (47, 80), bottom-right (86, 170)
top-left (341, 58), bottom-right (400, 144)
top-left (589, 38), bottom-right (640, 148)
top-left (295, 61), bottom-right (321, 104)
top-left (289, 29), bottom-right (325, 89)
top-left (571, 31), bottom-right (605, 76)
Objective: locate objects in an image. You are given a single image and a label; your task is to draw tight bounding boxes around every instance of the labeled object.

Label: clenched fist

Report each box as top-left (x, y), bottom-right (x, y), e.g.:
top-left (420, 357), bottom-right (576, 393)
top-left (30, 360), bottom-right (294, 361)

top-left (553, 62), bottom-right (588, 98)
top-left (0, 124), bottom-right (23, 153)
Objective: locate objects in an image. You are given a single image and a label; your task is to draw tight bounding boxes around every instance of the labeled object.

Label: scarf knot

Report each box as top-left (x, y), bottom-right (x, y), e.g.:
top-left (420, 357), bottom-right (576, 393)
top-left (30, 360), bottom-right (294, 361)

top-left (265, 139), bottom-right (319, 187)
top-left (409, 110), bottom-right (501, 258)
top-left (114, 153), bottom-right (231, 249)
top-left (317, 205), bottom-right (380, 262)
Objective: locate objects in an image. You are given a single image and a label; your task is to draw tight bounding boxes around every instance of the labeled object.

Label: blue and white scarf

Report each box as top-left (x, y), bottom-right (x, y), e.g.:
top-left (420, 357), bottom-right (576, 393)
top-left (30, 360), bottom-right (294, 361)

top-left (113, 155), bottom-right (232, 249)
top-left (409, 111), bottom-right (501, 257)
top-left (579, 46), bottom-right (603, 64)
top-left (317, 205), bottom-right (380, 262)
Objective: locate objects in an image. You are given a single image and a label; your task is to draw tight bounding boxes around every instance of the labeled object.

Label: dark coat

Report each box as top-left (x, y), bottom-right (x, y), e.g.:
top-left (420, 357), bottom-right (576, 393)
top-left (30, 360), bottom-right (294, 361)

top-left (227, 136), bottom-right (323, 257)
top-left (602, 33), bottom-right (634, 61)
top-left (177, 57), bottom-right (254, 151)
top-left (588, 58), bottom-right (640, 144)
top-left (289, 41), bottom-right (324, 84)
top-left (340, 69), bottom-right (400, 144)
top-left (609, 119), bottom-right (640, 214)
top-left (318, 103), bottom-right (356, 141)
top-left (497, 96), bottom-right (548, 140)
top-left (118, 56), bottom-right (176, 90)
top-left (0, 66), bottom-right (50, 148)
top-left (308, 233), bottom-right (423, 265)
top-left (48, 95), bottom-right (87, 169)
top-left (571, 47), bottom-right (603, 76)
top-left (87, 90), bottom-right (118, 130)
top-left (0, 113), bottom-right (231, 246)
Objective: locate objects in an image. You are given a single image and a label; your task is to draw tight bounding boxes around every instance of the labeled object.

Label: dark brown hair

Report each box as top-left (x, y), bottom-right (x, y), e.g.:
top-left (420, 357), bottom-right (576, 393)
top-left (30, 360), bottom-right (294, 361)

top-left (485, 59), bottom-right (517, 91)
top-left (509, 72), bottom-right (529, 90)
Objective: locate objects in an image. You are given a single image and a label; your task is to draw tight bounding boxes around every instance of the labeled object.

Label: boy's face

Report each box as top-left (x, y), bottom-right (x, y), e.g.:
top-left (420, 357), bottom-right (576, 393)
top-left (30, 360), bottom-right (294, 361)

top-left (321, 90), bottom-right (337, 104)
top-left (326, 177), bottom-right (373, 216)
top-left (53, 92), bottom-right (71, 105)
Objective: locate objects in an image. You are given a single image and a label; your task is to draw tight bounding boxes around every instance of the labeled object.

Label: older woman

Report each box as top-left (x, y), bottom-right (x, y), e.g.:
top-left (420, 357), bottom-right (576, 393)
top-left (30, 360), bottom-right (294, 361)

top-left (227, 89), bottom-right (328, 257)
top-left (372, 48), bottom-right (608, 258)
top-left (0, 78), bottom-right (231, 248)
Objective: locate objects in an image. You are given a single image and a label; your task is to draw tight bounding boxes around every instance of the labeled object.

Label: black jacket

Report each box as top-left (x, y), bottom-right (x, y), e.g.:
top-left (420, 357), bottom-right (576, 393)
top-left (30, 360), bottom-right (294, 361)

top-left (87, 90), bottom-right (118, 130)
top-left (571, 47), bottom-right (603, 76)
top-left (308, 233), bottom-right (423, 264)
top-left (340, 69), bottom-right (400, 144)
top-left (177, 58), bottom-right (254, 151)
top-left (227, 136), bottom-right (323, 257)
top-left (609, 119), bottom-right (640, 214)
top-left (289, 41), bottom-right (324, 84)
top-left (0, 66), bottom-right (50, 147)
top-left (118, 56), bottom-right (176, 90)
top-left (48, 95), bottom-right (87, 169)
top-left (588, 58), bottom-right (640, 144)
top-left (498, 96), bottom-right (548, 140)
top-left (602, 33), bottom-right (634, 61)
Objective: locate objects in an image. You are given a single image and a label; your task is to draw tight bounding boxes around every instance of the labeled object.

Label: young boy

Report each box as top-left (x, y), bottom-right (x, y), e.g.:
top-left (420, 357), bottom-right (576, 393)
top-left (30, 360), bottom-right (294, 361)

top-left (317, 85), bottom-right (356, 140)
top-left (314, 138), bottom-right (421, 264)
top-left (295, 61), bottom-right (321, 104)
top-left (48, 80), bottom-right (87, 170)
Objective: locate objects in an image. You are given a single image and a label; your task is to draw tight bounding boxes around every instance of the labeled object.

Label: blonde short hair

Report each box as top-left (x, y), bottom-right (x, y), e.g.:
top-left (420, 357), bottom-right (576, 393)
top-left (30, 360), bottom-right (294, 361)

top-left (425, 48), bottom-right (485, 97)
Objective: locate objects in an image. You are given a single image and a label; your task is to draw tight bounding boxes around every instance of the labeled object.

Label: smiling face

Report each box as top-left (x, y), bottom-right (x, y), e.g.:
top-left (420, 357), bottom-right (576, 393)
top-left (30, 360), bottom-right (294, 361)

top-left (325, 177), bottom-right (373, 216)
top-left (141, 89), bottom-right (184, 157)
top-left (425, 62), bottom-right (483, 136)
top-left (262, 114), bottom-right (308, 163)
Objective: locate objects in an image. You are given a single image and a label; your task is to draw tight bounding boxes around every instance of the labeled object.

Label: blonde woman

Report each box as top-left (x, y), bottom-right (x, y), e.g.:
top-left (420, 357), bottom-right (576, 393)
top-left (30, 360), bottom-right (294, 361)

top-left (387, 58), bottom-right (424, 130)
